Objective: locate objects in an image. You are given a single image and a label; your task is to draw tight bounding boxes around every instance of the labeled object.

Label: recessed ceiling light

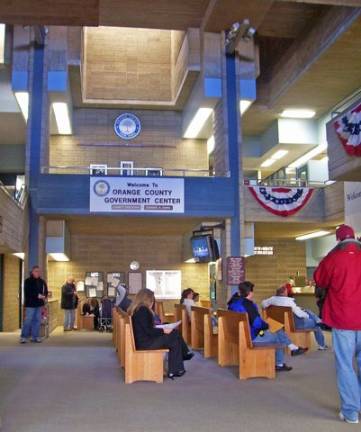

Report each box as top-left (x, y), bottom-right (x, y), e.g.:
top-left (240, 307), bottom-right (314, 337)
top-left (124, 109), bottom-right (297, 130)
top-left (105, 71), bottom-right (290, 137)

top-left (260, 158), bottom-right (275, 168)
top-left (15, 92), bottom-right (29, 121)
top-left (240, 100), bottom-right (252, 115)
top-left (0, 24), bottom-right (5, 64)
top-left (288, 144), bottom-right (327, 169)
top-left (48, 253), bottom-right (70, 262)
top-left (272, 149), bottom-right (289, 160)
top-left (296, 230), bottom-right (330, 241)
top-left (281, 109), bottom-right (316, 119)
top-left (184, 108), bottom-right (213, 139)
top-left (13, 252), bottom-right (25, 260)
top-left (52, 102), bottom-right (72, 135)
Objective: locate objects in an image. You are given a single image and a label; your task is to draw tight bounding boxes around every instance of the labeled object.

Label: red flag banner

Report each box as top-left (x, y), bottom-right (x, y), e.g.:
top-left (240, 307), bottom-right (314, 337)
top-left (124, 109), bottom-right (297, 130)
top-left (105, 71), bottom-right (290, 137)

top-left (248, 186), bottom-right (314, 217)
top-left (334, 102), bottom-right (361, 157)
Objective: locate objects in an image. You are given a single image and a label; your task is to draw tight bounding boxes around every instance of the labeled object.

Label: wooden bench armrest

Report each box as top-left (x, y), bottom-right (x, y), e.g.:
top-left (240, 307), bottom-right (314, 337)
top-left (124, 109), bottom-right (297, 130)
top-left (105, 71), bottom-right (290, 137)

top-left (136, 349), bottom-right (169, 354)
top-left (252, 343), bottom-right (283, 350)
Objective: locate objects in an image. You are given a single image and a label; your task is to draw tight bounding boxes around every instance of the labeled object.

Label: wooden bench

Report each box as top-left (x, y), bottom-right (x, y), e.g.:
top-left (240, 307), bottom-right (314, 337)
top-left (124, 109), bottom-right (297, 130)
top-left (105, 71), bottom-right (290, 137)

top-left (174, 304), bottom-right (182, 331)
top-left (181, 305), bottom-right (191, 344)
top-left (191, 306), bottom-right (210, 349)
top-left (112, 307), bottom-right (119, 348)
top-left (217, 310), bottom-right (277, 379)
top-left (217, 309), bottom-right (244, 367)
top-left (204, 312), bottom-right (218, 359)
top-left (155, 301), bottom-right (175, 323)
top-left (124, 318), bottom-right (168, 384)
top-left (116, 309), bottom-right (128, 368)
top-left (200, 299), bottom-right (211, 308)
top-left (264, 305), bottom-right (312, 351)
top-left (238, 313), bottom-right (276, 380)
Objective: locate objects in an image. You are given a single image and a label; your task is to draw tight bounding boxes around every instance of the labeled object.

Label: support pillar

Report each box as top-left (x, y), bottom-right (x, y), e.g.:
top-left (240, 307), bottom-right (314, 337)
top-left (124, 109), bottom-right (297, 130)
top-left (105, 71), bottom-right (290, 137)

top-left (26, 37), bottom-right (48, 276)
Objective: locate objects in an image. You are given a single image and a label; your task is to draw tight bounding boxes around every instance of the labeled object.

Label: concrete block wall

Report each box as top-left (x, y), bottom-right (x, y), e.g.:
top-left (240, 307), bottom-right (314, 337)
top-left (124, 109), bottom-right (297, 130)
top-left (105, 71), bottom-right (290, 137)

top-left (83, 27), bottom-right (172, 102)
top-left (0, 188), bottom-right (27, 253)
top-left (2, 254), bottom-right (20, 332)
top-left (49, 108), bottom-right (208, 173)
top-left (47, 233), bottom-right (209, 301)
top-left (246, 239), bottom-right (307, 305)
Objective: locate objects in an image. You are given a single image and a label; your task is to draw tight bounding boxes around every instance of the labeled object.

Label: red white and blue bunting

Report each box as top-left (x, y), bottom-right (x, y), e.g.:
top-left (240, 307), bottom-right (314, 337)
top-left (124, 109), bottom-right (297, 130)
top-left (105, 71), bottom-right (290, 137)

top-left (248, 186), bottom-right (314, 217)
top-left (334, 102), bottom-right (361, 157)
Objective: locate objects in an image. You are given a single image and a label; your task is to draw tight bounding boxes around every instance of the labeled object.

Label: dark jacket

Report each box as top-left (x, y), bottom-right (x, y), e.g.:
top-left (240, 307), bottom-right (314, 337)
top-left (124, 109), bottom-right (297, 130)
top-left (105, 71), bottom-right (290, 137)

top-left (24, 275), bottom-right (48, 308)
top-left (132, 305), bottom-right (163, 349)
top-left (228, 297), bottom-right (268, 340)
top-left (61, 283), bottom-right (76, 310)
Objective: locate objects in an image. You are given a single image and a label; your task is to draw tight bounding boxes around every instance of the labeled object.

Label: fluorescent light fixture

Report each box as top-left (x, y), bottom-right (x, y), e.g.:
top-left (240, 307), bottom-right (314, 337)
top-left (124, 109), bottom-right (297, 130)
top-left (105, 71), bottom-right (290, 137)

top-left (0, 24), bottom-right (5, 64)
top-left (296, 230), bottom-right (330, 241)
top-left (49, 253), bottom-right (70, 262)
top-left (260, 158), bottom-right (275, 168)
top-left (281, 109), bottom-right (316, 119)
top-left (207, 136), bottom-right (215, 155)
top-left (184, 108), bottom-right (212, 139)
top-left (185, 258), bottom-right (197, 264)
top-left (240, 100), bottom-right (252, 115)
top-left (260, 149), bottom-right (288, 168)
top-left (288, 144), bottom-right (327, 169)
top-left (272, 149), bottom-right (289, 160)
top-left (15, 92), bottom-right (29, 121)
top-left (13, 252), bottom-right (25, 260)
top-left (52, 102), bottom-right (72, 135)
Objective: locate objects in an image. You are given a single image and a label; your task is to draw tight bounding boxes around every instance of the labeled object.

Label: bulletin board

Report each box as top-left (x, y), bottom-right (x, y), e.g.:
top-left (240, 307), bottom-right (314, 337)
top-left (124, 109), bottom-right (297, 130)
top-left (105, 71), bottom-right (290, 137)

top-left (85, 272), bottom-right (105, 298)
top-left (106, 272), bottom-right (125, 298)
top-left (146, 270), bottom-right (181, 299)
top-left (128, 272), bottom-right (143, 295)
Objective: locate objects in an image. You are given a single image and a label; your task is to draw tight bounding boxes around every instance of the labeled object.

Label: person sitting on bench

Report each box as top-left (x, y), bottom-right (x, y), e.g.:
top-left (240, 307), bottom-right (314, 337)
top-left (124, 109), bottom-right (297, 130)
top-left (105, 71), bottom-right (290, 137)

top-left (262, 286), bottom-right (327, 350)
top-left (228, 281), bottom-right (308, 372)
top-left (180, 288), bottom-right (199, 319)
top-left (130, 288), bottom-right (193, 380)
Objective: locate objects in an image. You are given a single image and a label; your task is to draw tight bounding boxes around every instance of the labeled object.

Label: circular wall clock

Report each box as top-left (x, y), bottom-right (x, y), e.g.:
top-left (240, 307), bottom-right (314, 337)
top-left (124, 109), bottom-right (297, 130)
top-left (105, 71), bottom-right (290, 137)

top-left (130, 261), bottom-right (140, 271)
top-left (114, 113), bottom-right (141, 140)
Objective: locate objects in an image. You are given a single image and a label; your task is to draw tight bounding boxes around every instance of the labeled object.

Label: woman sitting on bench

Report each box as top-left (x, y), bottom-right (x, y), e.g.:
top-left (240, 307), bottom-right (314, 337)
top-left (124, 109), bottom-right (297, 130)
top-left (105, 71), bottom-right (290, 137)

top-left (130, 288), bottom-right (193, 380)
top-left (228, 281), bottom-right (308, 372)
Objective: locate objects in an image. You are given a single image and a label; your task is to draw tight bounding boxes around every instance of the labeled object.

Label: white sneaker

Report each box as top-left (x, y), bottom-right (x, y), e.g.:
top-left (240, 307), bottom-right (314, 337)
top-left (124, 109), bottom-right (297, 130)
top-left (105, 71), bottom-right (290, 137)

top-left (318, 345), bottom-right (329, 351)
top-left (339, 411), bottom-right (359, 424)
top-left (19, 338), bottom-right (27, 344)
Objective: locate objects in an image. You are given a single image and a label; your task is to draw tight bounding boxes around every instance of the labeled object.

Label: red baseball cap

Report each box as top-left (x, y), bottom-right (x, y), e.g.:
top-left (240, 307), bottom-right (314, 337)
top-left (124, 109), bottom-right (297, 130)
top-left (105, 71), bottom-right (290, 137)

top-left (336, 224), bottom-right (355, 241)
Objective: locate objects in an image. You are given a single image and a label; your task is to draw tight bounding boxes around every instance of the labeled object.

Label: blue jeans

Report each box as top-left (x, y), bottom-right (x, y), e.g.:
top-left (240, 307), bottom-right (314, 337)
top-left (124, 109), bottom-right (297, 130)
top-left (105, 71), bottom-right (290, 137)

top-left (332, 329), bottom-right (361, 421)
top-left (64, 309), bottom-right (75, 329)
top-left (21, 307), bottom-right (42, 340)
top-left (253, 329), bottom-right (292, 365)
top-left (294, 310), bottom-right (325, 347)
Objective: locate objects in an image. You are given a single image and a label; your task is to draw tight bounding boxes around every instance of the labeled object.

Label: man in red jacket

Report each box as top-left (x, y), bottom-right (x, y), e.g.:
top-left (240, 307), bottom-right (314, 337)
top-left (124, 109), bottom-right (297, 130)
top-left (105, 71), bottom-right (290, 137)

top-left (314, 224), bottom-right (361, 424)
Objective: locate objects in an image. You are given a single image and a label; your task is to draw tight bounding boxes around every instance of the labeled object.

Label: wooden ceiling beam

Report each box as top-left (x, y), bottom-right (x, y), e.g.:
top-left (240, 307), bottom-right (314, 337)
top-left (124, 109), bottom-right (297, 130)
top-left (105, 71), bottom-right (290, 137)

top-left (257, 6), bottom-right (361, 107)
top-left (0, 0), bottom-right (99, 26)
top-left (276, 0), bottom-right (361, 6)
top-left (202, 0), bottom-right (275, 33)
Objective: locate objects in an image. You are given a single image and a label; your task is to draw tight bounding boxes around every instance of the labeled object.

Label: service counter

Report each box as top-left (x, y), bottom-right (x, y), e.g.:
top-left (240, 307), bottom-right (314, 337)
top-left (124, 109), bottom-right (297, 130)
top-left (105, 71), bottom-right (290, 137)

top-left (47, 299), bottom-right (61, 334)
top-left (293, 287), bottom-right (318, 315)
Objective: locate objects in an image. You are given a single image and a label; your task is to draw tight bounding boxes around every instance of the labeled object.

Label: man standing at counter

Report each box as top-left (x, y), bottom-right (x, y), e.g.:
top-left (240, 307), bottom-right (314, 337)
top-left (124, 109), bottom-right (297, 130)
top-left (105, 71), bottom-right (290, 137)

top-left (20, 265), bottom-right (48, 344)
top-left (314, 224), bottom-right (361, 424)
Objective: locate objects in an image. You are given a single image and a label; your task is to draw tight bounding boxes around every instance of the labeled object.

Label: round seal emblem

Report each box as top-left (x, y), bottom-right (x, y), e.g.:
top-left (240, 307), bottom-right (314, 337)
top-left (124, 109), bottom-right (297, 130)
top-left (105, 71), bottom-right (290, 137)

top-left (114, 113), bottom-right (141, 140)
top-left (93, 180), bottom-right (110, 197)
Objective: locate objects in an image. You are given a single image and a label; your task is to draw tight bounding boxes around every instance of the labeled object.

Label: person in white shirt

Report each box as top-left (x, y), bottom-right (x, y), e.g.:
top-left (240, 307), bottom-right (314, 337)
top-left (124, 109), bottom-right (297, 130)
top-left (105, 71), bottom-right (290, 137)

top-left (262, 286), bottom-right (327, 350)
top-left (180, 288), bottom-right (198, 319)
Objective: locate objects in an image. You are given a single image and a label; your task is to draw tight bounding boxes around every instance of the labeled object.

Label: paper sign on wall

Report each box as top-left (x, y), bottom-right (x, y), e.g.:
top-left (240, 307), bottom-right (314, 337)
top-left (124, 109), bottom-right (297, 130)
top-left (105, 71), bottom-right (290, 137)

top-left (345, 182), bottom-right (361, 235)
top-left (90, 176), bottom-right (184, 214)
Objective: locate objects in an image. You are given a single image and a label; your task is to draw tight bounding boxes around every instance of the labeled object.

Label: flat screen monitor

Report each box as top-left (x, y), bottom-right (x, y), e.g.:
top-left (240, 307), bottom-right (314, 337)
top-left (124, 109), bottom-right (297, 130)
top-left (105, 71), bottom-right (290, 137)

top-left (191, 235), bottom-right (219, 263)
